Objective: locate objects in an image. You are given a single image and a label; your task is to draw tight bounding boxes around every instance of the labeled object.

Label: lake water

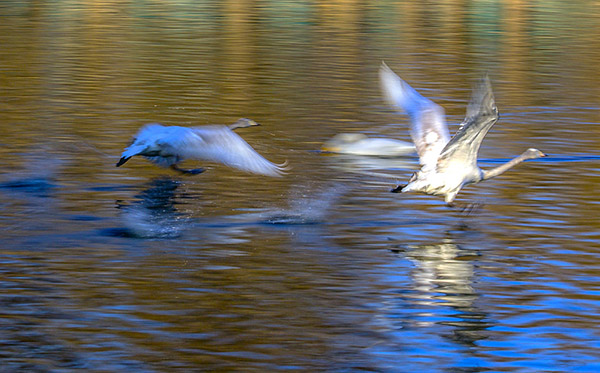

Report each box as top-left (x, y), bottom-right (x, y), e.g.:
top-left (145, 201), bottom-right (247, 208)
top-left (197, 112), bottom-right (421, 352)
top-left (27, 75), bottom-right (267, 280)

top-left (1, 1), bottom-right (599, 371)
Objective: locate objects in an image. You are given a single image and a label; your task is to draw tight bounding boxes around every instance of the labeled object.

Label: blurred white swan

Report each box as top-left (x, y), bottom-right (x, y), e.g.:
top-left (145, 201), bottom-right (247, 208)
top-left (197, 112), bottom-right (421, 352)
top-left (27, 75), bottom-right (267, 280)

top-left (116, 118), bottom-right (286, 177)
top-left (322, 133), bottom-right (415, 157)
top-left (379, 62), bottom-right (545, 205)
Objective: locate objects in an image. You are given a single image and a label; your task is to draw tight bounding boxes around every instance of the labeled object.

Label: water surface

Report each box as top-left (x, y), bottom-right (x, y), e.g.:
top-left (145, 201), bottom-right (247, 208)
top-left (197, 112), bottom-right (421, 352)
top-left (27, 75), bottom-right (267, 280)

top-left (1, 1), bottom-right (600, 371)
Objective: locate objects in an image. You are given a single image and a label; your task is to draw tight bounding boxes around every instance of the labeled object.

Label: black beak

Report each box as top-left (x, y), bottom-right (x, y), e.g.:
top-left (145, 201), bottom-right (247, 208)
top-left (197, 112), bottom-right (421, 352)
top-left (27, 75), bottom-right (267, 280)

top-left (390, 184), bottom-right (406, 193)
top-left (116, 157), bottom-right (130, 167)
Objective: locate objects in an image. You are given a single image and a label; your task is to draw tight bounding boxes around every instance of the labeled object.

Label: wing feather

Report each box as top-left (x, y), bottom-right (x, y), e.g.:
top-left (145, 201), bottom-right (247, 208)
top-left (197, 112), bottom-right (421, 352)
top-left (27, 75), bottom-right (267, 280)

top-left (379, 62), bottom-right (450, 169)
top-left (176, 126), bottom-right (286, 177)
top-left (437, 75), bottom-right (498, 170)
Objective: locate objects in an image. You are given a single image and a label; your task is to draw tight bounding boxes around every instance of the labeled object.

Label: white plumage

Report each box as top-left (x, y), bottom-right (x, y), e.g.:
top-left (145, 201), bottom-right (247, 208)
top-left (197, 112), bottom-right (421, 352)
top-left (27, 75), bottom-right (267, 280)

top-left (379, 62), bottom-right (545, 205)
top-left (322, 133), bottom-right (415, 157)
top-left (116, 119), bottom-right (286, 177)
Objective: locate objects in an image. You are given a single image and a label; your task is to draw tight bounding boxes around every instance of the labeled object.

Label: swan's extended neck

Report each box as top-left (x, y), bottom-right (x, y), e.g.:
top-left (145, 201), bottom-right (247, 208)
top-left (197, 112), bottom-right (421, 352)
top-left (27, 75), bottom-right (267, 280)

top-left (482, 148), bottom-right (545, 180)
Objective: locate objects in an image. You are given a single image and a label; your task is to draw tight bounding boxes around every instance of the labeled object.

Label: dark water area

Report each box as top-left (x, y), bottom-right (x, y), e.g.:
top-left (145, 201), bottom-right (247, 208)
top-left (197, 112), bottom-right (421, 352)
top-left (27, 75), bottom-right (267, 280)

top-left (1, 1), bottom-right (600, 372)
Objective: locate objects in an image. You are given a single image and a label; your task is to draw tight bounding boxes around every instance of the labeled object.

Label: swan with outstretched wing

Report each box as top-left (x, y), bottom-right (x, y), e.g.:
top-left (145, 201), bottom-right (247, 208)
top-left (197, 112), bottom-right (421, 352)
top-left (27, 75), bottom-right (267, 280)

top-left (379, 62), bottom-right (544, 205)
top-left (116, 118), bottom-right (287, 177)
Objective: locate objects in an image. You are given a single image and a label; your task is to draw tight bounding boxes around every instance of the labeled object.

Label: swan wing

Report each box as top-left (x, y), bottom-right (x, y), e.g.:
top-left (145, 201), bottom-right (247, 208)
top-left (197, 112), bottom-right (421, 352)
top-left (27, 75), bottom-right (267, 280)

top-left (379, 62), bottom-right (450, 169)
top-left (437, 75), bottom-right (498, 170)
top-left (172, 125), bottom-right (286, 177)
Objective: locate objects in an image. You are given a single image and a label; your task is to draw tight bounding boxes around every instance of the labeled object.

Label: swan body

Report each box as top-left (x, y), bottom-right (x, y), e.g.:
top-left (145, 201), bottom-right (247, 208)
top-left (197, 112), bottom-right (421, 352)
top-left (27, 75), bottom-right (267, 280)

top-left (322, 133), bottom-right (415, 157)
top-left (116, 118), bottom-right (286, 177)
top-left (379, 62), bottom-right (545, 204)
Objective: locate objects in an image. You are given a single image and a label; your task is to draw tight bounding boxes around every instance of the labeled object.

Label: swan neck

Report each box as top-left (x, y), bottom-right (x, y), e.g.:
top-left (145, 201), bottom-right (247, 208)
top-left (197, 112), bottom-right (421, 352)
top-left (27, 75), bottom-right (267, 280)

top-left (482, 152), bottom-right (536, 180)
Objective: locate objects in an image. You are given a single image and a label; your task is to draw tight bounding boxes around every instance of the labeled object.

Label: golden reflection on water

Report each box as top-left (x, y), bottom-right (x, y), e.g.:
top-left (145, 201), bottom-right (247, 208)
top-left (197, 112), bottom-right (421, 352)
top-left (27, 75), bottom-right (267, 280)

top-left (1, 1), bottom-right (600, 371)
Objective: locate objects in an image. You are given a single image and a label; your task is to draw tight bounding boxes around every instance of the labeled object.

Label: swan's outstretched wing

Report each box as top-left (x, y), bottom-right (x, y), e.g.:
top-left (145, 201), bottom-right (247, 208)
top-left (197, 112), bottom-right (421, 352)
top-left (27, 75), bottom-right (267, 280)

top-left (437, 75), bottom-right (498, 171)
top-left (379, 62), bottom-right (450, 169)
top-left (173, 125), bottom-right (286, 177)
top-left (118, 124), bottom-right (286, 176)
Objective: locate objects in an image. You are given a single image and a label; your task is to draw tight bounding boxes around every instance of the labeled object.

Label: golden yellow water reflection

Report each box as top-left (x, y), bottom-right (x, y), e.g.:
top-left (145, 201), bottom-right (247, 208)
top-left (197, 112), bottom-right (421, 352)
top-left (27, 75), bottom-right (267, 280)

top-left (0, 1), bottom-right (599, 371)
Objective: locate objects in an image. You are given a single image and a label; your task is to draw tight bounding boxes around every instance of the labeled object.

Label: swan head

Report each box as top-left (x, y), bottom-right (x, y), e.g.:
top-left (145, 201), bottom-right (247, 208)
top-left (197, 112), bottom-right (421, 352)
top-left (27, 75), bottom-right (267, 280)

top-left (522, 148), bottom-right (546, 160)
top-left (229, 118), bottom-right (260, 130)
top-left (322, 133), bottom-right (368, 153)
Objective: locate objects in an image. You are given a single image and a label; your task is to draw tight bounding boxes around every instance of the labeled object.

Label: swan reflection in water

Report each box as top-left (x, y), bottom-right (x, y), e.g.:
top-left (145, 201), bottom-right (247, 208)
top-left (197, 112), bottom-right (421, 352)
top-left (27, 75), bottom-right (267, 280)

top-left (390, 232), bottom-right (490, 346)
top-left (116, 177), bottom-right (191, 238)
top-left (115, 177), bottom-right (252, 243)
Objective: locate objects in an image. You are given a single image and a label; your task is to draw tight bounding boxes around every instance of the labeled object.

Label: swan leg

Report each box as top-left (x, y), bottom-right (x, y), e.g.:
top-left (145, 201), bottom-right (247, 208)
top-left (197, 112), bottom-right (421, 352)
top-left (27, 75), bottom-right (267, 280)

top-left (460, 202), bottom-right (481, 215)
top-left (170, 165), bottom-right (206, 175)
top-left (448, 202), bottom-right (483, 215)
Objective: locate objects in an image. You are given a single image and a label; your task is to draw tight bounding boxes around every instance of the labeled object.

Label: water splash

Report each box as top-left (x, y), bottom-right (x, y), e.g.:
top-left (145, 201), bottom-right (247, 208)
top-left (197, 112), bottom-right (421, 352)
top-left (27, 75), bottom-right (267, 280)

top-left (258, 183), bottom-right (349, 225)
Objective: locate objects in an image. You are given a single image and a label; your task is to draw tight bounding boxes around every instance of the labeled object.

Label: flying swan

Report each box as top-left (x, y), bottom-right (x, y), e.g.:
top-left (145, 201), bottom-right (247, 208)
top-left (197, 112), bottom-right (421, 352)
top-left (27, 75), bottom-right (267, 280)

top-left (379, 62), bottom-right (545, 205)
top-left (116, 118), bottom-right (286, 177)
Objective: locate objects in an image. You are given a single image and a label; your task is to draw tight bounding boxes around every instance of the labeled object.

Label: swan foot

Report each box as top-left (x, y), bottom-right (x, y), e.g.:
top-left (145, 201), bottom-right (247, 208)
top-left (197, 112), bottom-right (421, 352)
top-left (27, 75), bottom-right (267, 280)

top-left (390, 184), bottom-right (406, 193)
top-left (170, 165), bottom-right (206, 175)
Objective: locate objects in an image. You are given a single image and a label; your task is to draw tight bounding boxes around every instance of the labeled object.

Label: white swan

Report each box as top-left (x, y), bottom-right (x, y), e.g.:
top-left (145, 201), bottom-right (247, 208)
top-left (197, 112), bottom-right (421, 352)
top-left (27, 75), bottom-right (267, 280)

top-left (379, 62), bottom-right (545, 205)
top-left (322, 133), bottom-right (415, 157)
top-left (116, 118), bottom-right (286, 177)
